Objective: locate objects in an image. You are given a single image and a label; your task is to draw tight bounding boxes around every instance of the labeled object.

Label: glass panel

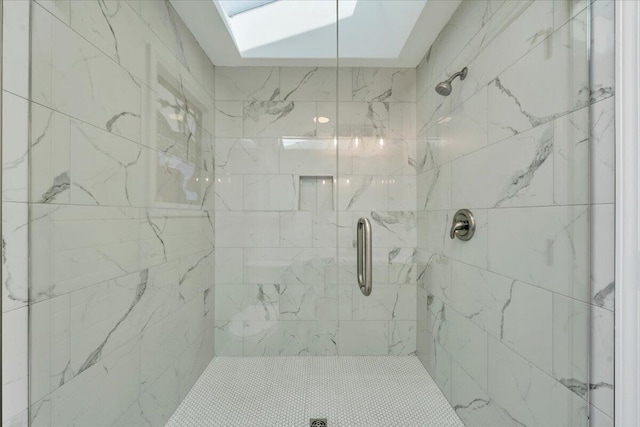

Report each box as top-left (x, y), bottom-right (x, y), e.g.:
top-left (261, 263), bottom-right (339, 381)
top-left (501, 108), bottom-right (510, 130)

top-left (27, 1), bottom-right (217, 424)
top-left (336, 0), bottom-right (593, 426)
top-left (20, 0), bottom-right (609, 425)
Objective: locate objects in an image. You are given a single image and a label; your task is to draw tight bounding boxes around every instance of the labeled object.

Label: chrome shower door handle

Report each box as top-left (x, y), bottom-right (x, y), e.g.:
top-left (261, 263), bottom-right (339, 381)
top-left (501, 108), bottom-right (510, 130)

top-left (357, 217), bottom-right (372, 296)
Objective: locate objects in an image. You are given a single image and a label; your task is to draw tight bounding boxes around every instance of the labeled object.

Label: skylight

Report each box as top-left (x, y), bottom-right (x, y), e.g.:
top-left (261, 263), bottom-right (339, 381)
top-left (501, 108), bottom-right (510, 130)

top-left (212, 0), bottom-right (428, 61)
top-left (221, 0), bottom-right (278, 17)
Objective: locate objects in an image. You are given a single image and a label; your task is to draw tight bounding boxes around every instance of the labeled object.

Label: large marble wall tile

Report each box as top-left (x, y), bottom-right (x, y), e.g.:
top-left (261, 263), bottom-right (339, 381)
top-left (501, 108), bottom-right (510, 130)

top-left (139, 297), bottom-right (207, 389)
top-left (280, 212), bottom-right (313, 248)
top-left (388, 103), bottom-right (416, 139)
top-left (34, 0), bottom-right (70, 24)
top-left (2, 202), bottom-right (28, 313)
top-left (351, 138), bottom-right (416, 176)
top-left (214, 248), bottom-right (243, 284)
top-left (244, 320), bottom-right (338, 356)
top-left (367, 212), bottom-right (417, 248)
top-left (418, 164), bottom-right (451, 211)
top-left (590, 98), bottom-right (615, 204)
top-left (590, 0), bottom-right (614, 103)
top-left (420, 253), bottom-right (453, 306)
top-left (30, 205), bottom-right (142, 300)
top-left (280, 67), bottom-right (350, 102)
top-left (214, 320), bottom-right (243, 356)
top-left (415, 137), bottom-right (449, 175)
top-left (215, 67), bottom-right (279, 101)
top-left (243, 175), bottom-right (297, 211)
top-left (591, 204), bottom-right (614, 310)
top-left (489, 122), bottom-right (554, 208)
top-left (416, 325), bottom-right (452, 399)
top-left (487, 336), bottom-right (587, 427)
top-left (68, 0), bottom-right (148, 85)
top-left (352, 68), bottom-right (416, 102)
top-left (214, 175), bottom-right (243, 211)
top-left (214, 101), bottom-right (243, 138)
top-left (445, 308), bottom-right (489, 390)
top-left (318, 102), bottom-right (388, 138)
top-left (244, 101), bottom-right (316, 138)
top-left (388, 247), bottom-right (418, 285)
top-left (279, 283), bottom-right (337, 321)
top-left (279, 138), bottom-right (337, 176)
top-left (388, 176), bottom-right (417, 212)
top-left (32, 5), bottom-right (142, 143)
top-left (2, 307), bottom-right (29, 424)
top-left (455, 1), bottom-right (554, 110)
top-left (69, 120), bottom-right (147, 207)
top-left (2, 0), bottom-right (30, 98)
top-left (432, 87), bottom-right (488, 163)
top-left (501, 281), bottom-right (553, 376)
top-left (590, 305), bottom-right (614, 418)
top-left (30, 104), bottom-right (71, 205)
top-left (554, 106), bottom-right (589, 205)
top-left (215, 138), bottom-right (279, 174)
top-left (351, 284), bottom-right (416, 321)
top-left (2, 92), bottom-right (29, 203)
top-left (243, 248), bottom-right (335, 285)
top-left (487, 206), bottom-right (589, 302)
top-left (338, 321), bottom-right (388, 356)
top-left (554, 0), bottom-right (588, 30)
top-left (488, 8), bottom-right (589, 144)
top-left (416, 88), bottom-right (451, 138)
top-left (215, 284), bottom-right (280, 322)
top-left (553, 294), bottom-right (589, 399)
top-left (140, 0), bottom-right (207, 82)
top-left (450, 360), bottom-right (513, 427)
top-left (215, 212), bottom-right (279, 248)
top-left (387, 321), bottom-right (416, 355)
top-left (337, 176), bottom-right (388, 211)
top-left (449, 261), bottom-right (512, 340)
top-left (589, 404), bottom-right (613, 427)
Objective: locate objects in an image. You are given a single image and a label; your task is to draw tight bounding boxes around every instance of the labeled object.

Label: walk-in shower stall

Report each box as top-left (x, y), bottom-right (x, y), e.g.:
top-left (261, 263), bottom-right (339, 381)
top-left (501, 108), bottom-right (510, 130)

top-left (0, 0), bottom-right (616, 425)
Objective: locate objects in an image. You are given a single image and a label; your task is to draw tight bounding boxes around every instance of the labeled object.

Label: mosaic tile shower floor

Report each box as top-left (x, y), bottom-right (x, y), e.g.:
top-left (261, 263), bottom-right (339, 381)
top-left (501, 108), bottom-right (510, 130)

top-left (167, 356), bottom-right (463, 427)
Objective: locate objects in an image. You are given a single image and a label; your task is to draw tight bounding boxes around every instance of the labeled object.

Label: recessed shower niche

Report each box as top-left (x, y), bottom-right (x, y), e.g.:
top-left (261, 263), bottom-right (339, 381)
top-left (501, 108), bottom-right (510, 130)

top-left (299, 176), bottom-right (335, 212)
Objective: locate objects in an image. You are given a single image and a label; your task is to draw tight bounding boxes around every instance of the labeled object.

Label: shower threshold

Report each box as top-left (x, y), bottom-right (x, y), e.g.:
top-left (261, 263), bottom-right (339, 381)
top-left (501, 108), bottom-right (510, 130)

top-left (167, 356), bottom-right (463, 427)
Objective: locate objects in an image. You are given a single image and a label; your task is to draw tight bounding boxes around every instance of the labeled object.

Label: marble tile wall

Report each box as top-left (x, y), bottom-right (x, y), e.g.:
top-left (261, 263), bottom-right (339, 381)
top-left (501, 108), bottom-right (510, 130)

top-left (213, 66), bottom-right (419, 356)
top-left (14, 1), bottom-right (216, 426)
top-left (2, 0), bottom-right (31, 425)
top-left (415, 0), bottom-right (615, 426)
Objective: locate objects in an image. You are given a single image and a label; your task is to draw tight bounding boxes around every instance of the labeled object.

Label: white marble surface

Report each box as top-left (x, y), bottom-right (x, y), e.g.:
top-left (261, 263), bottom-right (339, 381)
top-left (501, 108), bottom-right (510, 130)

top-left (24, 1), bottom-right (218, 426)
top-left (212, 61), bottom-right (418, 357)
top-left (415, 2), bottom-right (601, 427)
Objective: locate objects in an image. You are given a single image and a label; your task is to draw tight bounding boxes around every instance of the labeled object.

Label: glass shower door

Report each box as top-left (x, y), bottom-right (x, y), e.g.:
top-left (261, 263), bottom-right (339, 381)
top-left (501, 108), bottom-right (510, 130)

top-left (336, 0), bottom-right (592, 426)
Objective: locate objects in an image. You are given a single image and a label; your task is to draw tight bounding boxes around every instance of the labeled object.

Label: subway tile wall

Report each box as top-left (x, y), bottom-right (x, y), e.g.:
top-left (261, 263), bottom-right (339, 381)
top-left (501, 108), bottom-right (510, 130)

top-left (415, 1), bottom-right (615, 426)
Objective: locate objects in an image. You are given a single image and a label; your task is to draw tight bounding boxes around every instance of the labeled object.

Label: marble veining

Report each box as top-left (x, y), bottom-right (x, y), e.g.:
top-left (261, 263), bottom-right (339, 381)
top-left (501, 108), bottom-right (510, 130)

top-left (493, 126), bottom-right (553, 207)
top-left (38, 171), bottom-right (70, 203)
top-left (78, 269), bottom-right (148, 376)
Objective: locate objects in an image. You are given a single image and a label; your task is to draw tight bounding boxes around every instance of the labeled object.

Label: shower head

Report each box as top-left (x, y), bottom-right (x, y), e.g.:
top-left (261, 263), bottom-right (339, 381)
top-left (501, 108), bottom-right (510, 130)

top-left (435, 67), bottom-right (468, 96)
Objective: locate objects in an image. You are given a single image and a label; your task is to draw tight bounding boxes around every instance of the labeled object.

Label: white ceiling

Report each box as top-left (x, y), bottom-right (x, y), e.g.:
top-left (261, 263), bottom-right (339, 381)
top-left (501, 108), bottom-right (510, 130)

top-left (169, 0), bottom-right (461, 68)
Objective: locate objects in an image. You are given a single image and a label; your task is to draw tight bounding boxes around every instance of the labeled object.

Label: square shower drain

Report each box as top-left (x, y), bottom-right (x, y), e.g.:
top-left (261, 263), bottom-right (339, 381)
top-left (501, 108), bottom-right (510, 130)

top-left (310, 418), bottom-right (327, 427)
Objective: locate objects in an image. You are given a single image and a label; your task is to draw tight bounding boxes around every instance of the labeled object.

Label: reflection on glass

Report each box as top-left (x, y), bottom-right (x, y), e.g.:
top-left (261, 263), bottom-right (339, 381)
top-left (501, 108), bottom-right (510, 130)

top-left (155, 76), bottom-right (204, 204)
